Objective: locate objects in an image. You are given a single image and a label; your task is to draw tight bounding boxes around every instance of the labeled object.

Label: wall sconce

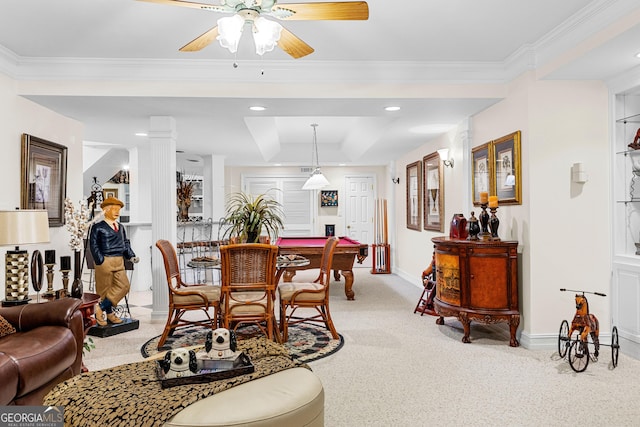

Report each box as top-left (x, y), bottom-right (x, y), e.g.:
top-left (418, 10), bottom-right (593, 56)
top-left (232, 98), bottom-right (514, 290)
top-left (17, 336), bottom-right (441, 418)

top-left (437, 148), bottom-right (454, 168)
top-left (392, 177), bottom-right (400, 184)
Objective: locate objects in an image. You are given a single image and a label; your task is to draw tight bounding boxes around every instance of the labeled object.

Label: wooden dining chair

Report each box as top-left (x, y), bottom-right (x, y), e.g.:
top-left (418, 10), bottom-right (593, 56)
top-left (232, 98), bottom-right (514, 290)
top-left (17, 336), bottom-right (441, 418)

top-left (278, 236), bottom-right (340, 342)
top-left (219, 243), bottom-right (279, 340)
top-left (155, 239), bottom-right (221, 349)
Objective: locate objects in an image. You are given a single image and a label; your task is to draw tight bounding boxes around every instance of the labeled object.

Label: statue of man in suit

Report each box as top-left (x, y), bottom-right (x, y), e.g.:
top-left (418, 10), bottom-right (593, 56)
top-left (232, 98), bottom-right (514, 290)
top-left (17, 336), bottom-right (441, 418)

top-left (89, 197), bottom-right (138, 326)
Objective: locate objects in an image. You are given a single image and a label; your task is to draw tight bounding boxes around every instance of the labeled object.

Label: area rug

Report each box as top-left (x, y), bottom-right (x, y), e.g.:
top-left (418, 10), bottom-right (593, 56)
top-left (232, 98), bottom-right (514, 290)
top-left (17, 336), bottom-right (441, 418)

top-left (141, 323), bottom-right (343, 364)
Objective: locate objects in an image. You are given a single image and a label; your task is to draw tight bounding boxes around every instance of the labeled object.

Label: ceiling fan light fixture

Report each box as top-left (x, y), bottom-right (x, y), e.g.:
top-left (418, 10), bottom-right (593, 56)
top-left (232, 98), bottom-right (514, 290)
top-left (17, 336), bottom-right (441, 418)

top-left (217, 14), bottom-right (245, 53)
top-left (253, 17), bottom-right (283, 55)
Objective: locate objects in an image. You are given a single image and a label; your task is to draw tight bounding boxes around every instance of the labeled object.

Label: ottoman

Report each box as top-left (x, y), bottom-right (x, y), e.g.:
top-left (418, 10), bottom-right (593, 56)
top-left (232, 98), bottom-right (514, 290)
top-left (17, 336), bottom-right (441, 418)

top-left (164, 367), bottom-right (324, 427)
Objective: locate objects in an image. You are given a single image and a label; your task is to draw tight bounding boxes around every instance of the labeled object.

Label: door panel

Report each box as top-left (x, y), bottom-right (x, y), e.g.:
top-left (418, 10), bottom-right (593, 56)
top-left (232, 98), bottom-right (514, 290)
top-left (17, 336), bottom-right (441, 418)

top-left (345, 176), bottom-right (374, 268)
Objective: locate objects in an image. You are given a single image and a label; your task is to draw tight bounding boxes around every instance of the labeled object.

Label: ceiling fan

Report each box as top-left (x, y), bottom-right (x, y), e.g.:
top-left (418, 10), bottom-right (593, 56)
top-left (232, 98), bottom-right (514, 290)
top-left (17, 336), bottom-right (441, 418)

top-left (137, 0), bottom-right (369, 58)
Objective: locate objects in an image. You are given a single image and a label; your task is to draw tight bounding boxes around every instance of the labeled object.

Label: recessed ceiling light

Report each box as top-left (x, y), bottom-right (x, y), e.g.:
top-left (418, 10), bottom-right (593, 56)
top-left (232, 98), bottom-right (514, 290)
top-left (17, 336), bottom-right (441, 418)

top-left (636, 52), bottom-right (640, 58)
top-left (384, 106), bottom-right (401, 111)
top-left (249, 106), bottom-right (266, 111)
top-left (135, 132), bottom-right (147, 137)
top-left (338, 163), bottom-right (347, 166)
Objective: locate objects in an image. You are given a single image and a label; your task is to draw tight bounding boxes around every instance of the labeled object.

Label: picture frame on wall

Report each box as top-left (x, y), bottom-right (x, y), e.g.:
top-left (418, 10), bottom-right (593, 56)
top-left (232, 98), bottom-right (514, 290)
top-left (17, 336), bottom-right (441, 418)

top-left (406, 160), bottom-right (422, 231)
top-left (20, 134), bottom-right (68, 227)
top-left (491, 130), bottom-right (521, 205)
top-left (423, 152), bottom-right (444, 231)
top-left (320, 190), bottom-right (338, 207)
top-left (471, 142), bottom-right (491, 206)
top-left (104, 189), bottom-right (119, 200)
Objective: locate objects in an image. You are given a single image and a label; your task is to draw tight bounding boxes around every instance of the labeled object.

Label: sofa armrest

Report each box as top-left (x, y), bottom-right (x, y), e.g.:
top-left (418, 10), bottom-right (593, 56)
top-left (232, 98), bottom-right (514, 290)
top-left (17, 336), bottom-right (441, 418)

top-left (0, 298), bottom-right (82, 332)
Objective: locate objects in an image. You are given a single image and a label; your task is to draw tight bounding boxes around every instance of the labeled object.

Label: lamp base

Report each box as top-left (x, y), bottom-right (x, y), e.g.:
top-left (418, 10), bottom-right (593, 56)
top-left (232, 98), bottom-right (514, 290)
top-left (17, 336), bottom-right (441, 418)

top-left (1, 298), bottom-right (31, 307)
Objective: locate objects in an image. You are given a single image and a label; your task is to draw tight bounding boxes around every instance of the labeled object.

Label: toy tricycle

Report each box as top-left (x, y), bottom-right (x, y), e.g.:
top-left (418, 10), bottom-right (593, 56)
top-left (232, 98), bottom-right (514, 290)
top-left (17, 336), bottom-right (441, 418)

top-left (557, 288), bottom-right (620, 373)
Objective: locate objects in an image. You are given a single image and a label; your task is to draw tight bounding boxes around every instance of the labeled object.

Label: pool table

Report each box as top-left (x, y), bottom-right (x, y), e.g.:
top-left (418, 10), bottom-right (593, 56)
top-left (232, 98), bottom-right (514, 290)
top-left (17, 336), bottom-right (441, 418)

top-left (276, 236), bottom-right (368, 300)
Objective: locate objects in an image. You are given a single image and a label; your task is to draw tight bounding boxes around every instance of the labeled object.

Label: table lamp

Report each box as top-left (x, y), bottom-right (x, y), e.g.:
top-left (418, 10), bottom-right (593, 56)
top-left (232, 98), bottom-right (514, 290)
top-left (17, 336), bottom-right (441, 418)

top-left (0, 209), bottom-right (50, 306)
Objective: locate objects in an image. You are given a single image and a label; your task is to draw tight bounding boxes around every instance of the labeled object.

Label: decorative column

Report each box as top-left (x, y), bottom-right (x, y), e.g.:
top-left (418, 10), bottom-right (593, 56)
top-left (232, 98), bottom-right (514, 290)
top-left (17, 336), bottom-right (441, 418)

top-left (203, 154), bottom-right (226, 223)
top-left (149, 116), bottom-right (178, 322)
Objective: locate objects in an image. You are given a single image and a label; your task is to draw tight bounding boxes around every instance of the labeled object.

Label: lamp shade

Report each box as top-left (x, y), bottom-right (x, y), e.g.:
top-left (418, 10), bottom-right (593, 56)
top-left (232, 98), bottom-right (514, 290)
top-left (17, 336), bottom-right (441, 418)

top-left (437, 148), bottom-right (450, 161)
top-left (0, 210), bottom-right (50, 246)
top-left (302, 168), bottom-right (330, 190)
top-left (504, 174), bottom-right (516, 186)
top-left (217, 15), bottom-right (245, 53)
top-left (252, 17), bottom-right (282, 55)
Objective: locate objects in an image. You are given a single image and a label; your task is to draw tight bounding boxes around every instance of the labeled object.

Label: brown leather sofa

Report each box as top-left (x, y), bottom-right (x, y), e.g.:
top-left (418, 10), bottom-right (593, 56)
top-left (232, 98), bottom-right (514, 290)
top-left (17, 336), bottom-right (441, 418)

top-left (0, 298), bottom-right (84, 405)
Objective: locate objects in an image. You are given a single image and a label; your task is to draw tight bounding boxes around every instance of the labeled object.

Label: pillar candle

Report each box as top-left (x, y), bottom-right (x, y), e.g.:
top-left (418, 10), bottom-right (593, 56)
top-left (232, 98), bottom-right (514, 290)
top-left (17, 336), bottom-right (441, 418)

top-left (488, 196), bottom-right (499, 208)
top-left (60, 256), bottom-right (71, 271)
top-left (45, 250), bottom-right (56, 264)
top-left (479, 192), bottom-right (489, 204)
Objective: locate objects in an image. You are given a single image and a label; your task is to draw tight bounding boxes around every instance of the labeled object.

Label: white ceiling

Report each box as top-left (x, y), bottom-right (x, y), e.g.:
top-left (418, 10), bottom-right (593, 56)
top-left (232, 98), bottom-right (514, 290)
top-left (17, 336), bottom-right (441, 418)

top-left (1, 0), bottom-right (640, 173)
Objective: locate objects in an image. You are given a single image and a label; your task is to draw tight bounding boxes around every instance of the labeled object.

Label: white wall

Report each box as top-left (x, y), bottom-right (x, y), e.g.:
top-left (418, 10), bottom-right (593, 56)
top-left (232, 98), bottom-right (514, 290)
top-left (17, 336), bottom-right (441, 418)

top-left (226, 165), bottom-right (387, 236)
top-left (0, 72), bottom-right (84, 297)
top-left (393, 73), bottom-right (610, 348)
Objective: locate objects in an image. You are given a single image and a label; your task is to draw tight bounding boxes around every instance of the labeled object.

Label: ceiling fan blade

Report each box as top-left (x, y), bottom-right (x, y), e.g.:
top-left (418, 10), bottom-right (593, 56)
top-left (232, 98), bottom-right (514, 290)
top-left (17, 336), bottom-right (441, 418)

top-left (275, 2), bottom-right (369, 20)
top-left (277, 27), bottom-right (314, 58)
top-left (136, 0), bottom-right (231, 13)
top-left (179, 26), bottom-right (220, 52)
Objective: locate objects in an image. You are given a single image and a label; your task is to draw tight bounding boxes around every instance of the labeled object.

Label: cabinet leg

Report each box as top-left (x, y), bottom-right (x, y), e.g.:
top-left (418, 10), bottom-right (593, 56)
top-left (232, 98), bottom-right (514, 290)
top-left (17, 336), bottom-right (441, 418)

top-left (509, 314), bottom-right (520, 347)
top-left (435, 316), bottom-right (445, 325)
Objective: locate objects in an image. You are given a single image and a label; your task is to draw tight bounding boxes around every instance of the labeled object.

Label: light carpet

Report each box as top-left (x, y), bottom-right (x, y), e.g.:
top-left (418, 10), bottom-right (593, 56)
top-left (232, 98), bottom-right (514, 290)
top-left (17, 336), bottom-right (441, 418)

top-left (83, 269), bottom-right (640, 426)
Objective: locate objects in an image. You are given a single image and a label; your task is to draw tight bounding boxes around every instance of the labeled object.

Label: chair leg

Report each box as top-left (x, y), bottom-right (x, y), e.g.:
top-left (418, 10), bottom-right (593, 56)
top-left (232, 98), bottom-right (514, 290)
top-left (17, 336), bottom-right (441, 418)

top-left (322, 305), bottom-right (339, 340)
top-left (280, 302), bottom-right (289, 342)
top-left (157, 310), bottom-right (177, 349)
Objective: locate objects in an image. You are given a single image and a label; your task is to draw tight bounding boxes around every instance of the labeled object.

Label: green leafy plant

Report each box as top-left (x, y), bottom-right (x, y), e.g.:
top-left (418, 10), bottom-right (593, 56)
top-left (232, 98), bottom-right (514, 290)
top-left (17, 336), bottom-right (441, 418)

top-left (223, 191), bottom-right (284, 243)
top-left (83, 337), bottom-right (95, 356)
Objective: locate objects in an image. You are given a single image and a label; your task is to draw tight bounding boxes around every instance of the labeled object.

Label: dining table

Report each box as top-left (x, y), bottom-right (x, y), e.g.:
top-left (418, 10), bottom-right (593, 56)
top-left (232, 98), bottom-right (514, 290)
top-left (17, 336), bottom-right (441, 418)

top-left (187, 254), bottom-right (310, 281)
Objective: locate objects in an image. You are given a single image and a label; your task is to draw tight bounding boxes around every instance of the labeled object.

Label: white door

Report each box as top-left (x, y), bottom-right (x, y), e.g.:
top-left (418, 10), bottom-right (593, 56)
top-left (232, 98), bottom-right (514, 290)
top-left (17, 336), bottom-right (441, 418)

top-left (345, 175), bottom-right (374, 268)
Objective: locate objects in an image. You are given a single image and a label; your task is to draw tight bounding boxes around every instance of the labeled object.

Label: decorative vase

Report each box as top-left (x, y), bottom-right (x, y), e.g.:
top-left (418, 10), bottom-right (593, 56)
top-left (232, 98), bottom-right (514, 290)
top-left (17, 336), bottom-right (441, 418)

top-left (449, 214), bottom-right (468, 239)
top-left (71, 250), bottom-right (83, 299)
top-left (468, 211), bottom-right (480, 241)
top-left (178, 199), bottom-right (191, 221)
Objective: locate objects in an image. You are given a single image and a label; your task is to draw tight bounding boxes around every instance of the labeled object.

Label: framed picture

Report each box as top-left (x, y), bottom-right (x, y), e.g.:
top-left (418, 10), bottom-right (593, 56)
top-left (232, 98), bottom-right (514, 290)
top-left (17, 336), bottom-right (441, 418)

top-left (471, 142), bottom-right (491, 206)
top-left (491, 131), bottom-right (521, 205)
top-left (423, 152), bottom-right (444, 231)
top-left (104, 188), bottom-right (119, 200)
top-left (406, 160), bottom-right (422, 231)
top-left (320, 190), bottom-right (338, 207)
top-left (20, 134), bottom-right (68, 227)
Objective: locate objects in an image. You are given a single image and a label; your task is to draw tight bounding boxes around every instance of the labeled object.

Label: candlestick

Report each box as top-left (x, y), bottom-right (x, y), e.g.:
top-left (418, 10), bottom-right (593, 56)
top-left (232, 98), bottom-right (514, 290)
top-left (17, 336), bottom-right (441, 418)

top-left (489, 207), bottom-right (500, 240)
top-left (479, 203), bottom-right (491, 241)
top-left (60, 269), bottom-right (71, 293)
top-left (44, 264), bottom-right (56, 297)
top-left (488, 195), bottom-right (499, 208)
top-left (45, 250), bottom-right (56, 265)
top-left (60, 256), bottom-right (71, 271)
top-left (479, 191), bottom-right (488, 204)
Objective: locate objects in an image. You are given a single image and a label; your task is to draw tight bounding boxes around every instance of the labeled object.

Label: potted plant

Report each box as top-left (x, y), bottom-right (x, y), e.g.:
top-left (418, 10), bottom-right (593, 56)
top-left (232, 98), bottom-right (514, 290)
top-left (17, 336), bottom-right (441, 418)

top-left (222, 191), bottom-right (284, 243)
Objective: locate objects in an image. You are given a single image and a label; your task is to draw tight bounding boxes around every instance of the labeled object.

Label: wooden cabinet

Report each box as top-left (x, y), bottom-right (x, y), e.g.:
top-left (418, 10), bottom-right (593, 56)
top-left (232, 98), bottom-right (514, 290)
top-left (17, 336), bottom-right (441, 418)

top-left (431, 237), bottom-right (520, 347)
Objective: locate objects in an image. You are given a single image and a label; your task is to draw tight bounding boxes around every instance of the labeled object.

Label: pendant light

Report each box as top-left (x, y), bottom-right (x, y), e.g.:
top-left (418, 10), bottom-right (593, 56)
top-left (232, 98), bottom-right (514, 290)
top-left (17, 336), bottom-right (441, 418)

top-left (302, 124), bottom-right (330, 190)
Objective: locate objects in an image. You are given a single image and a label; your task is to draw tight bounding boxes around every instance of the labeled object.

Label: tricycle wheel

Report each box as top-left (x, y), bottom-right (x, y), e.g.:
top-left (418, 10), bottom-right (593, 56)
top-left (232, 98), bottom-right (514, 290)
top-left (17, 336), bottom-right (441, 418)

top-left (612, 326), bottom-right (619, 368)
top-left (568, 340), bottom-right (589, 373)
top-left (558, 320), bottom-right (570, 358)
